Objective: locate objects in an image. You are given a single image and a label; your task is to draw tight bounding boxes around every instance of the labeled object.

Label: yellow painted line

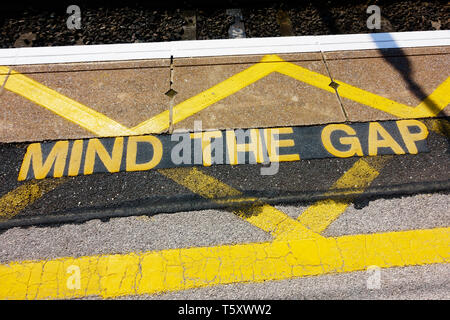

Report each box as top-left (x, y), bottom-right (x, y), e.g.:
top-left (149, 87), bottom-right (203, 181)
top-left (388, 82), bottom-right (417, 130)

top-left (410, 77), bottom-right (450, 117)
top-left (297, 156), bottom-right (391, 234)
top-left (158, 167), bottom-right (322, 240)
top-left (0, 226), bottom-right (447, 299)
top-left (130, 56), bottom-right (281, 134)
top-left (0, 53), bottom-right (447, 301)
top-left (0, 66), bottom-right (135, 137)
top-left (0, 179), bottom-right (66, 221)
top-left (333, 78), bottom-right (449, 118)
top-left (276, 59), bottom-right (449, 119)
top-left (331, 80), bottom-right (417, 118)
top-left (275, 59), bottom-right (336, 94)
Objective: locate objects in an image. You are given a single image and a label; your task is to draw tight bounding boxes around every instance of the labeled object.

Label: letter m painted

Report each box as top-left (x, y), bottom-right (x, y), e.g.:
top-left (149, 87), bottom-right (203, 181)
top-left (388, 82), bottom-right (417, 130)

top-left (18, 141), bottom-right (69, 181)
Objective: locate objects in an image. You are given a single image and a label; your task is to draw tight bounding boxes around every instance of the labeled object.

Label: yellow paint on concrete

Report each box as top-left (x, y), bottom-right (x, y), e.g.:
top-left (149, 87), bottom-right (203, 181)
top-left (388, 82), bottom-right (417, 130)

top-left (0, 179), bottom-right (66, 220)
top-left (131, 58), bottom-right (280, 134)
top-left (134, 57), bottom-right (448, 133)
top-left (297, 156), bottom-right (392, 233)
top-left (413, 77), bottom-right (450, 117)
top-left (271, 56), bottom-right (449, 119)
top-left (0, 66), bottom-right (135, 137)
top-left (2, 55), bottom-right (448, 140)
top-left (276, 58), bottom-right (336, 94)
top-left (159, 167), bottom-right (322, 240)
top-left (331, 76), bottom-right (450, 119)
top-left (0, 227), bottom-right (447, 299)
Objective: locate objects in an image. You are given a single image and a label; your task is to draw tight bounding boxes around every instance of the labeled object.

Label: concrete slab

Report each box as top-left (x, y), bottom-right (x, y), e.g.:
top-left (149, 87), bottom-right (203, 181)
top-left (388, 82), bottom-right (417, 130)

top-left (1, 59), bottom-right (171, 142)
top-left (171, 53), bottom-right (346, 131)
top-left (2, 46), bottom-right (448, 142)
top-left (1, 89), bottom-right (92, 142)
top-left (324, 47), bottom-right (450, 121)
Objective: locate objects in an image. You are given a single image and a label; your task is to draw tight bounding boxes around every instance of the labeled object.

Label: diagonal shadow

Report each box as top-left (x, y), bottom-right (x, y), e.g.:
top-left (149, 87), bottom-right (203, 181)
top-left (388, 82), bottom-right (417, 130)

top-left (312, 2), bottom-right (446, 118)
top-left (370, 30), bottom-right (449, 141)
top-left (369, 31), bottom-right (444, 117)
top-left (310, 5), bottom-right (449, 211)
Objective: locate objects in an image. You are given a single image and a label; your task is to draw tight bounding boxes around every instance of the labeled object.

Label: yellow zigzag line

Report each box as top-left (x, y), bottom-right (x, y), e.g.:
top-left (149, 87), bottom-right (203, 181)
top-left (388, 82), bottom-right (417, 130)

top-left (2, 54), bottom-right (449, 136)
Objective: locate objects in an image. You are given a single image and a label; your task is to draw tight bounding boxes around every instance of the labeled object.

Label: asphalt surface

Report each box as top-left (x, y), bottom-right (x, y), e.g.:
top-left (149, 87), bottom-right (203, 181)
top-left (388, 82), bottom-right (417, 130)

top-left (143, 264), bottom-right (450, 299)
top-left (1, 118), bottom-right (448, 229)
top-left (0, 118), bottom-right (448, 300)
top-left (0, 191), bottom-right (448, 299)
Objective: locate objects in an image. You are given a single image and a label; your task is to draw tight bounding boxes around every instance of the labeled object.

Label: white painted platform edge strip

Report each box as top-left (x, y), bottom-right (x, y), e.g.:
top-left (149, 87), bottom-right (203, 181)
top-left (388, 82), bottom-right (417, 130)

top-left (0, 30), bottom-right (449, 65)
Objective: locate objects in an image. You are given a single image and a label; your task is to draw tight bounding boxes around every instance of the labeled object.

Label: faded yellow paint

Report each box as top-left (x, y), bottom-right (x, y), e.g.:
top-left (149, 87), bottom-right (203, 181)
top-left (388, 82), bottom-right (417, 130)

top-left (0, 227), bottom-right (447, 299)
top-left (428, 118), bottom-right (450, 137)
top-left (297, 156), bottom-right (391, 233)
top-left (0, 66), bottom-right (135, 136)
top-left (0, 179), bottom-right (66, 220)
top-left (159, 167), bottom-right (322, 240)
